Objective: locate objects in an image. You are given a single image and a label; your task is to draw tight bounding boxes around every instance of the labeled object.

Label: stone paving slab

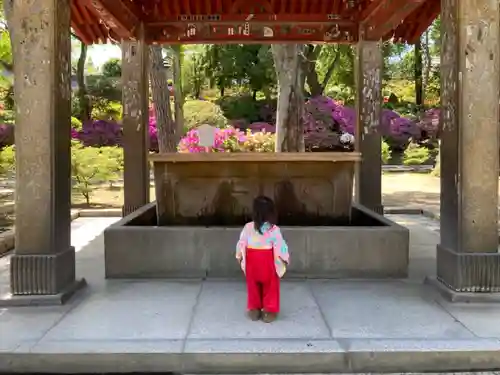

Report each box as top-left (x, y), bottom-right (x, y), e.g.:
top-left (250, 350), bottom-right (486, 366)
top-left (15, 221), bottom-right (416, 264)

top-left (2, 215), bottom-right (500, 373)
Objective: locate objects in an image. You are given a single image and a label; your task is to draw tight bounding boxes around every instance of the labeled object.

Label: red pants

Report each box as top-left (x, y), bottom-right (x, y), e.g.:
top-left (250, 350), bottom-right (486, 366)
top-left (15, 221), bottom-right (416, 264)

top-left (245, 248), bottom-right (280, 313)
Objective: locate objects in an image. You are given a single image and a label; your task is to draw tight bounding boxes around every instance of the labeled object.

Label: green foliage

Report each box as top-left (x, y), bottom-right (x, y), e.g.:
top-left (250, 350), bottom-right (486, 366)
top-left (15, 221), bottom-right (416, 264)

top-left (324, 84), bottom-right (355, 104)
top-left (0, 145), bottom-right (15, 175)
top-left (0, 107), bottom-right (14, 124)
top-left (71, 116), bottom-right (83, 130)
top-left (317, 45), bottom-right (355, 94)
top-left (202, 44), bottom-right (276, 97)
top-left (217, 95), bottom-right (260, 122)
top-left (71, 141), bottom-right (122, 205)
top-left (183, 100), bottom-right (227, 130)
top-left (91, 100), bottom-right (122, 122)
top-left (101, 58), bottom-right (121, 78)
top-left (183, 50), bottom-right (205, 98)
top-left (403, 143), bottom-right (430, 166)
top-left (431, 147), bottom-right (440, 176)
top-left (0, 28), bottom-right (12, 74)
top-left (86, 75), bottom-right (121, 102)
top-left (381, 140), bottom-right (391, 164)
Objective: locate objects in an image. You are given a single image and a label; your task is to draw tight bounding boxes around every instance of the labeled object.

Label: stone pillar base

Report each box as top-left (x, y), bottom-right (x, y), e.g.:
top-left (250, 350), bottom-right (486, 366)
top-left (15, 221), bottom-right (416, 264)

top-left (370, 204), bottom-right (384, 215)
top-left (426, 244), bottom-right (500, 302)
top-left (0, 247), bottom-right (86, 306)
top-left (0, 278), bottom-right (86, 307)
top-left (425, 277), bottom-right (500, 303)
top-left (122, 204), bottom-right (147, 217)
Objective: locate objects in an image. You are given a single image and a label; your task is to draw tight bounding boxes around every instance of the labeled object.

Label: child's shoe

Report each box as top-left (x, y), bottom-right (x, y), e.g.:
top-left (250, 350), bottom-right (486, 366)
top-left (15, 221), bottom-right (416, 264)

top-left (262, 311), bottom-right (277, 323)
top-left (247, 309), bottom-right (261, 321)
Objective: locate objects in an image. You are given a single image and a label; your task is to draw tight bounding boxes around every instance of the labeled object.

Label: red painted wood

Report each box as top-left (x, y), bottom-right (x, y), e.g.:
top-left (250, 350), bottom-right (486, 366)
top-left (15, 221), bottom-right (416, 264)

top-left (70, 0), bottom-right (439, 44)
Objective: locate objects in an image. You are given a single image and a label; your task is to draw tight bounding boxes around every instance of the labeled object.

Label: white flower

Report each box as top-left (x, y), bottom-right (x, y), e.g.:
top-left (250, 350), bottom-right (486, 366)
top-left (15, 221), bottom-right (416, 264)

top-left (340, 132), bottom-right (355, 144)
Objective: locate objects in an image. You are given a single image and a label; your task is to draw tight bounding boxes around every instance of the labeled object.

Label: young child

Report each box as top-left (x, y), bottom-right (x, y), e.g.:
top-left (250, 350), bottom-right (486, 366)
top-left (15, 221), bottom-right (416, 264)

top-left (236, 196), bottom-right (290, 323)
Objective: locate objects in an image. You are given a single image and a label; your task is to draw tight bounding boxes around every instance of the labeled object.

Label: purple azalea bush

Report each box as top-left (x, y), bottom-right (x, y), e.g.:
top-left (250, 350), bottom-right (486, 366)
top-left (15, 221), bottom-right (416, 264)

top-left (0, 124), bottom-right (14, 148)
top-left (76, 120), bottom-right (122, 147)
top-left (416, 108), bottom-right (440, 140)
top-left (247, 122), bottom-right (276, 133)
top-left (304, 96), bottom-right (422, 149)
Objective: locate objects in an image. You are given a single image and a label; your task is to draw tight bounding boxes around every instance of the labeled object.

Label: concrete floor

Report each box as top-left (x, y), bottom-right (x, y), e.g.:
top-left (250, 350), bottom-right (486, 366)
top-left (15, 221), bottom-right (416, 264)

top-left (1, 215), bottom-right (500, 374)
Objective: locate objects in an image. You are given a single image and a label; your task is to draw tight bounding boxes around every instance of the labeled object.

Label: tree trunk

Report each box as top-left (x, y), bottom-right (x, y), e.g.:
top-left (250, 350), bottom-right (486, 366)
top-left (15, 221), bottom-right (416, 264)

top-left (414, 39), bottom-right (423, 108)
top-left (303, 45), bottom-right (322, 97)
top-left (77, 42), bottom-right (90, 121)
top-left (303, 44), bottom-right (340, 97)
top-left (423, 30), bottom-right (431, 103)
top-left (271, 44), bottom-right (305, 152)
top-left (171, 45), bottom-right (184, 135)
top-left (149, 45), bottom-right (176, 152)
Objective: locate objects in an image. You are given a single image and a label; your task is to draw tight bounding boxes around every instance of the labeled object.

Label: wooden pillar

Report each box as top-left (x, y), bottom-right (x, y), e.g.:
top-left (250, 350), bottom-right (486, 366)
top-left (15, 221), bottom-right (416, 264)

top-left (436, 0), bottom-right (500, 297)
top-left (0, 0), bottom-right (85, 306)
top-left (121, 26), bottom-right (150, 216)
top-left (354, 35), bottom-right (383, 214)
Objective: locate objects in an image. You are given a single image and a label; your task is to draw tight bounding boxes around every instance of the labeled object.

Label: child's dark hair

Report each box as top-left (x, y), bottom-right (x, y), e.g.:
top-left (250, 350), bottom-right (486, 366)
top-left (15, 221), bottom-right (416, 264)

top-left (252, 195), bottom-right (276, 234)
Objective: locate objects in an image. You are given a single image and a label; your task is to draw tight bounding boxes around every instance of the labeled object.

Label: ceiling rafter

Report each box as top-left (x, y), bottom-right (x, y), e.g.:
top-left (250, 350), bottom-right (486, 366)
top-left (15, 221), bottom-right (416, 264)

top-left (68, 0), bottom-right (439, 45)
top-left (89, 0), bottom-right (140, 39)
top-left (365, 0), bottom-right (427, 40)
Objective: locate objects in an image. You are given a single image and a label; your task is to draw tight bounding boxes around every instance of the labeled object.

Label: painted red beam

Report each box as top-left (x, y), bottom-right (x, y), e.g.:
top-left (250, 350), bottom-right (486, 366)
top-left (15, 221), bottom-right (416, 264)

top-left (146, 35), bottom-right (357, 44)
top-left (89, 0), bottom-right (139, 38)
top-left (148, 13), bottom-right (354, 24)
top-left (365, 0), bottom-right (427, 40)
top-left (405, 2), bottom-right (440, 44)
top-left (146, 23), bottom-right (358, 44)
top-left (360, 0), bottom-right (385, 23)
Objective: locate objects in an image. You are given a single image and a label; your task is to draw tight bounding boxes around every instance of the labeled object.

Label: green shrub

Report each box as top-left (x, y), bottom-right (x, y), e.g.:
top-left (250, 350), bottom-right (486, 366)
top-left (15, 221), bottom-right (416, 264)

top-left (403, 142), bottom-right (430, 166)
top-left (92, 100), bottom-right (122, 122)
top-left (0, 145), bottom-right (15, 175)
top-left (183, 100), bottom-right (227, 131)
top-left (381, 140), bottom-right (391, 164)
top-left (71, 117), bottom-right (83, 130)
top-left (217, 95), bottom-right (260, 122)
top-left (71, 141), bottom-right (122, 205)
top-left (0, 109), bottom-right (15, 124)
top-left (100, 146), bottom-right (123, 186)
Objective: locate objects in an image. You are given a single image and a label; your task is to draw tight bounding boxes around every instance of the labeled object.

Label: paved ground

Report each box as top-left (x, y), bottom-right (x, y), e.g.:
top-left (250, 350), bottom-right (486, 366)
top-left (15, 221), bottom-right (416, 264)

top-left (2, 215), bottom-right (500, 373)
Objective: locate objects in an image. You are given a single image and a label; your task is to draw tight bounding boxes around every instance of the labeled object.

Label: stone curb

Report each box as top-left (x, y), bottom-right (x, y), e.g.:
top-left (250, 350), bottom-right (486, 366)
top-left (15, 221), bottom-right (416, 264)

top-left (0, 208), bottom-right (122, 257)
top-left (384, 207), bottom-right (440, 220)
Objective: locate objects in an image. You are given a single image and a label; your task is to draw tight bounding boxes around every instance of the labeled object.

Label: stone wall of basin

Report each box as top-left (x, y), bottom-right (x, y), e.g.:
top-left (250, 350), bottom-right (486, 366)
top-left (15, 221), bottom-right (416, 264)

top-left (151, 153), bottom-right (360, 226)
top-left (104, 202), bottom-right (409, 279)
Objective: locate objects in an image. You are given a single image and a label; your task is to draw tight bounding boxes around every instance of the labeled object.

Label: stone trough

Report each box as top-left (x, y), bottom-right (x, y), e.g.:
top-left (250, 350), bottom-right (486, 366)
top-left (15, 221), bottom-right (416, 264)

top-left (104, 152), bottom-right (409, 279)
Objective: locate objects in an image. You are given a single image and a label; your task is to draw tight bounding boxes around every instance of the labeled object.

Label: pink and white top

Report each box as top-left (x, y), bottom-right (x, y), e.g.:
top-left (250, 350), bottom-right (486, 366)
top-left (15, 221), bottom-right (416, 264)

top-left (235, 222), bottom-right (290, 278)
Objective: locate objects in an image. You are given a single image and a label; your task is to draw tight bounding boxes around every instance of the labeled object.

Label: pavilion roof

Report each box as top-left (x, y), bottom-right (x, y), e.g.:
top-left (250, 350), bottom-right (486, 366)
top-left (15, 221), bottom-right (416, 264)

top-left (71, 0), bottom-right (439, 45)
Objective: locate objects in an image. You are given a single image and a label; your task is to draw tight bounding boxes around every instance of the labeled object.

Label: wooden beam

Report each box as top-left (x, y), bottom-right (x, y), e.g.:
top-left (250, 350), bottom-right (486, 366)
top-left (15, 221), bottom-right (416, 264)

top-left (406, 4), bottom-right (439, 44)
top-left (90, 0), bottom-right (139, 38)
top-left (360, 0), bottom-right (385, 22)
top-left (146, 22), bottom-right (358, 44)
top-left (365, 0), bottom-right (426, 40)
top-left (149, 13), bottom-right (355, 24)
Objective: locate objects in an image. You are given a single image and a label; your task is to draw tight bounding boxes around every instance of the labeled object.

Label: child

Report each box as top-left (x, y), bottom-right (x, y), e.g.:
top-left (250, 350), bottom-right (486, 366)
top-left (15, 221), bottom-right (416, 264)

top-left (236, 196), bottom-right (290, 323)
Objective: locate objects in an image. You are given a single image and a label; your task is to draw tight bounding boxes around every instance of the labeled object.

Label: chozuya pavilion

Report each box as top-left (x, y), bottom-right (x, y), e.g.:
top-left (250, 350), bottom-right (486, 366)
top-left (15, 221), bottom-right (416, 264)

top-left (2, 0), bottom-right (499, 306)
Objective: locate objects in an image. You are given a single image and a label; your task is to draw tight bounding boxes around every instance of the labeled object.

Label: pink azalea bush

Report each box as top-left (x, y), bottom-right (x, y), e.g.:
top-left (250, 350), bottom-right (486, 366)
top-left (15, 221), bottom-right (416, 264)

top-left (178, 126), bottom-right (247, 153)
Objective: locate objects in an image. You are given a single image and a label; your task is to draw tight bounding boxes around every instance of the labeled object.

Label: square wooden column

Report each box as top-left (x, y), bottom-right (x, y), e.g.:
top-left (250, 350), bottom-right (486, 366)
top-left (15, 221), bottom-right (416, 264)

top-left (435, 0), bottom-right (500, 298)
top-left (354, 36), bottom-right (383, 214)
top-left (121, 30), bottom-right (150, 216)
top-left (0, 0), bottom-right (85, 306)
